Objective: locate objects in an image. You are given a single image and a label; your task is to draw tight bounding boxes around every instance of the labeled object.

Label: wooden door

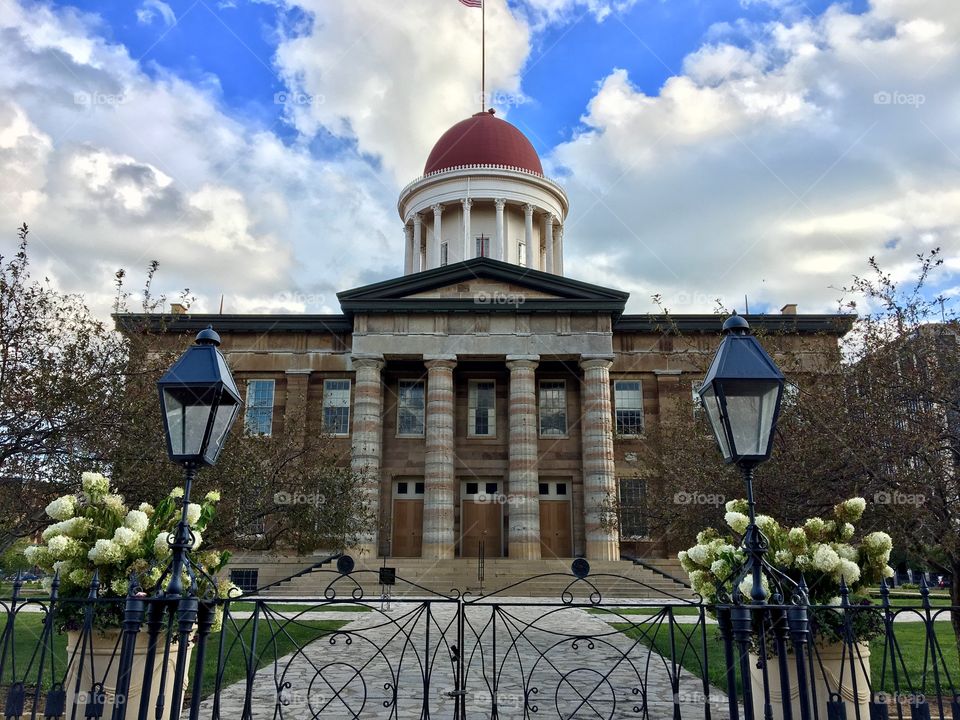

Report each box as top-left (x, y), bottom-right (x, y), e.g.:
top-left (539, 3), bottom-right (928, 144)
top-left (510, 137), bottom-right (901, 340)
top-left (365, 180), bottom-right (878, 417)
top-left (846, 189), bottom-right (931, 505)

top-left (392, 499), bottom-right (423, 557)
top-left (539, 499), bottom-right (572, 558)
top-left (461, 501), bottom-right (502, 557)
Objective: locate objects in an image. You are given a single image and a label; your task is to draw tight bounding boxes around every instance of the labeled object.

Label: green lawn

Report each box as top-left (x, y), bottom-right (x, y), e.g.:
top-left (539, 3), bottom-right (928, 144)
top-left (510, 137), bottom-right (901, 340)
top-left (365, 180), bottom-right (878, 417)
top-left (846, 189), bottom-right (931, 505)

top-left (588, 606), bottom-right (705, 617)
top-left (611, 619), bottom-right (959, 696)
top-left (0, 611), bottom-right (347, 700)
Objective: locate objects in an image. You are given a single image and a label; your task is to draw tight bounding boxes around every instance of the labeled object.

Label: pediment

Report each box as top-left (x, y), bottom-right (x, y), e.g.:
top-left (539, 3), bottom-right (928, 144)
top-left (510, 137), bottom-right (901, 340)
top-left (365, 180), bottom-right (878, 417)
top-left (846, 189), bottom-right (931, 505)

top-left (338, 257), bottom-right (628, 316)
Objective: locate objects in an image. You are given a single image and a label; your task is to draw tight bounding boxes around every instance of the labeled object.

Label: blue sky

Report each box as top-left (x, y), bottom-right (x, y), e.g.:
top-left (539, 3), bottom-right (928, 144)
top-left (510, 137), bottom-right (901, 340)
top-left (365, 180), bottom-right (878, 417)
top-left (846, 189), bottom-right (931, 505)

top-left (0, 0), bottom-right (957, 316)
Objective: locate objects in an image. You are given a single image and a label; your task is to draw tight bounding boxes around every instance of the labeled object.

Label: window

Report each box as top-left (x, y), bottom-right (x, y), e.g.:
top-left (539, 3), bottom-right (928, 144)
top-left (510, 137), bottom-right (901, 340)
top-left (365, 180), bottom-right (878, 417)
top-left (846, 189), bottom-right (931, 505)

top-left (475, 234), bottom-right (490, 257)
top-left (539, 380), bottom-right (567, 436)
top-left (322, 379), bottom-right (351, 435)
top-left (440, 242), bottom-right (449, 266)
top-left (468, 380), bottom-right (496, 436)
top-left (244, 379), bottom-right (275, 436)
top-left (229, 569), bottom-right (259, 593)
top-left (518, 241), bottom-right (526, 266)
top-left (614, 380), bottom-right (644, 435)
top-left (397, 380), bottom-right (426, 435)
top-left (618, 478), bottom-right (648, 538)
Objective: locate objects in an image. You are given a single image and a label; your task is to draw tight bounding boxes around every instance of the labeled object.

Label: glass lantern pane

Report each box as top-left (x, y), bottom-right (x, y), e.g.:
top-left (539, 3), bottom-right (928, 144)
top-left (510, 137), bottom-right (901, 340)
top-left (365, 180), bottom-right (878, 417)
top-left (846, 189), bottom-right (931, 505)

top-left (700, 384), bottom-right (732, 461)
top-left (204, 398), bottom-right (239, 464)
top-left (163, 388), bottom-right (213, 457)
top-left (722, 380), bottom-right (780, 457)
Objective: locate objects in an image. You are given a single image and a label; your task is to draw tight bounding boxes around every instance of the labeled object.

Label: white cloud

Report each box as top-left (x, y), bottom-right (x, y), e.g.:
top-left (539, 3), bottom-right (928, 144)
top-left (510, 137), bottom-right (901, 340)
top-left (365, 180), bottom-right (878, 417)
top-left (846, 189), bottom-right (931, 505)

top-left (549, 0), bottom-right (960, 312)
top-left (136, 0), bottom-right (176, 29)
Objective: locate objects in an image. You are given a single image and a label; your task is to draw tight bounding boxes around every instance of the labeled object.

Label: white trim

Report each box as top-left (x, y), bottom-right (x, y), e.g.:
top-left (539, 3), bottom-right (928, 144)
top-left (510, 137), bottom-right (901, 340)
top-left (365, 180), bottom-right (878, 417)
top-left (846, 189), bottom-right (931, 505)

top-left (613, 379), bottom-right (644, 438)
top-left (321, 378), bottom-right (352, 436)
top-left (243, 378), bottom-right (275, 437)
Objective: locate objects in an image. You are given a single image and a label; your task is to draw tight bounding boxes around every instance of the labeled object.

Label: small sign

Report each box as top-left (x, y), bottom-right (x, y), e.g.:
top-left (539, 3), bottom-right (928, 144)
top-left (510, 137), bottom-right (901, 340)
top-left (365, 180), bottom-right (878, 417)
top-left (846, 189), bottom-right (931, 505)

top-left (379, 567), bottom-right (397, 586)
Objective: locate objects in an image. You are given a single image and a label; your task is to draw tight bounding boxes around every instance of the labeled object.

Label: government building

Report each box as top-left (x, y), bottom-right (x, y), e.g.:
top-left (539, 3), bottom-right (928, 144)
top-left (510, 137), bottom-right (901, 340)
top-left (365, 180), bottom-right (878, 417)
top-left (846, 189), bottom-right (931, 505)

top-left (123, 110), bottom-right (850, 580)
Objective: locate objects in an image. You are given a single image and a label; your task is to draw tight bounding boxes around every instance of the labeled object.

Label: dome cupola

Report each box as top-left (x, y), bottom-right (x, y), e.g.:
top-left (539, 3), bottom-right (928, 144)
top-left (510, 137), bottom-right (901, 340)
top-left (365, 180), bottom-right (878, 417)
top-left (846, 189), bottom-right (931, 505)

top-left (423, 109), bottom-right (544, 176)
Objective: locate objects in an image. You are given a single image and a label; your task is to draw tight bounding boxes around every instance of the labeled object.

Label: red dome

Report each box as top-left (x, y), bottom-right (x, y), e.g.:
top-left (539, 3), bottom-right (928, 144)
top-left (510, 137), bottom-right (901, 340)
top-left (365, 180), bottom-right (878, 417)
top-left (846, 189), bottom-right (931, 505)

top-left (423, 110), bottom-right (543, 176)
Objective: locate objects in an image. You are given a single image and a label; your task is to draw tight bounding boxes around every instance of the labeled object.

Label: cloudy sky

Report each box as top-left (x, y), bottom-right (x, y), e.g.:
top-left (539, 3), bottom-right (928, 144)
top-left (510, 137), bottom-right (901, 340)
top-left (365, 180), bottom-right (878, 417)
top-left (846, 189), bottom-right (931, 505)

top-left (0, 0), bottom-right (958, 317)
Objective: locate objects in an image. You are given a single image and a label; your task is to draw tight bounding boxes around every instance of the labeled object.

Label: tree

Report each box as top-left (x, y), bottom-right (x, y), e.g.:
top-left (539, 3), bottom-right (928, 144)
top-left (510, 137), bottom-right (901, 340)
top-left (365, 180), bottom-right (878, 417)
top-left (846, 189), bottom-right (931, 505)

top-left (0, 225), bottom-right (373, 560)
top-left (0, 224), bottom-right (127, 550)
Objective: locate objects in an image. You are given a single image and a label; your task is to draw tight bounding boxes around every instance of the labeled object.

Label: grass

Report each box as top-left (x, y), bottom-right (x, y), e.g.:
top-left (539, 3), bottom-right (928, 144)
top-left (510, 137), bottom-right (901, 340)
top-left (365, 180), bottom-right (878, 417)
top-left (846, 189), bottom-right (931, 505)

top-left (610, 618), bottom-right (960, 696)
top-left (588, 606), bottom-right (705, 617)
top-left (0, 611), bottom-right (347, 700)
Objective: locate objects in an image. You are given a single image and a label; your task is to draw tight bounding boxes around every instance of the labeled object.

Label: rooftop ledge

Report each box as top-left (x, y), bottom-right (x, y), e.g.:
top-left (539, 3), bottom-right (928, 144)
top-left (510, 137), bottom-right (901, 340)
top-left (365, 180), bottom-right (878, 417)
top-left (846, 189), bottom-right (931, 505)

top-left (398, 163), bottom-right (568, 200)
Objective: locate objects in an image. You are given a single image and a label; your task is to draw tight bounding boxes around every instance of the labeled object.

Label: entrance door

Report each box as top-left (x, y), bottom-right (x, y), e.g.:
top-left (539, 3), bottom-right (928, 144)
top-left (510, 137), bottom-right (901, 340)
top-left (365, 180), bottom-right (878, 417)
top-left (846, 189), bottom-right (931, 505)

top-left (391, 480), bottom-right (424, 557)
top-left (539, 481), bottom-right (572, 558)
top-left (460, 480), bottom-right (503, 557)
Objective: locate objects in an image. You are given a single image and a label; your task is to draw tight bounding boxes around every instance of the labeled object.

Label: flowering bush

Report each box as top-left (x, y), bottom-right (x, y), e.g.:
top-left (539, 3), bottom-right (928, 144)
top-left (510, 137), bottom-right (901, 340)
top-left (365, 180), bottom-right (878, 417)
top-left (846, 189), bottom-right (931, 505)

top-left (24, 472), bottom-right (237, 628)
top-left (679, 497), bottom-right (894, 606)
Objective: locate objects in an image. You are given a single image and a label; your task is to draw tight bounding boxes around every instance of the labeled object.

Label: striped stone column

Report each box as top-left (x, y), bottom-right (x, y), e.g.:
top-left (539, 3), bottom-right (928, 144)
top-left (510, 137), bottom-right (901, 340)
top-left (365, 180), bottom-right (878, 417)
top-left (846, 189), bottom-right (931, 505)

top-left (350, 354), bottom-right (385, 559)
top-left (579, 355), bottom-right (620, 561)
top-left (423, 355), bottom-right (457, 559)
top-left (506, 354), bottom-right (541, 559)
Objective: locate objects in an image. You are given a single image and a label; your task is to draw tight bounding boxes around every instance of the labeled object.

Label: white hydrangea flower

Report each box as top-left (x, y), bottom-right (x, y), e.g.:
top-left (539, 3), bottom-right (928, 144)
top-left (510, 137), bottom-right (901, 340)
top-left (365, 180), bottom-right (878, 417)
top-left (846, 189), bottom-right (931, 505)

top-left (863, 532), bottom-right (893, 556)
top-left (139, 502), bottom-right (155, 516)
top-left (154, 532), bottom-right (171, 557)
top-left (47, 535), bottom-right (75, 559)
top-left (843, 497), bottom-right (867, 520)
top-left (882, 565), bottom-right (895, 579)
top-left (774, 549), bottom-right (794, 567)
top-left (756, 515), bottom-right (778, 536)
top-left (81, 472), bottom-right (110, 496)
top-left (112, 526), bottom-right (139, 548)
top-left (124, 510), bottom-right (149, 533)
top-left (710, 559), bottom-right (731, 578)
top-left (23, 545), bottom-right (39, 562)
top-left (837, 558), bottom-right (861, 584)
top-left (725, 512), bottom-right (750, 535)
top-left (88, 539), bottom-right (122, 566)
top-left (68, 568), bottom-right (90, 586)
top-left (804, 517), bottom-right (826, 537)
top-left (717, 543), bottom-right (737, 556)
top-left (189, 531), bottom-right (203, 550)
top-left (169, 487), bottom-right (184, 499)
top-left (812, 544), bottom-right (841, 573)
top-left (110, 578), bottom-right (129, 596)
top-left (839, 523), bottom-right (855, 541)
top-left (45, 496), bottom-right (76, 521)
top-left (205, 491), bottom-right (221, 503)
top-left (103, 494), bottom-right (126, 514)
top-left (738, 574), bottom-right (769, 600)
top-left (52, 560), bottom-right (72, 574)
top-left (185, 503), bottom-right (202, 526)
top-left (687, 544), bottom-right (711, 567)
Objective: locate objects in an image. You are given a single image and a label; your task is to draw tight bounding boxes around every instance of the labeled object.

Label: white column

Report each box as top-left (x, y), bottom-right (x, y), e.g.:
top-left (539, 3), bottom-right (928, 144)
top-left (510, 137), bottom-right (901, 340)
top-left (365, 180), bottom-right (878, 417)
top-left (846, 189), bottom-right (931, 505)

top-left (506, 355), bottom-right (541, 559)
top-left (431, 204), bottom-right (444, 267)
top-left (544, 213), bottom-right (555, 274)
top-left (413, 213), bottom-right (423, 272)
top-left (523, 204), bottom-right (534, 269)
top-left (555, 223), bottom-right (564, 276)
top-left (423, 355), bottom-right (457, 559)
top-left (579, 355), bottom-right (619, 561)
top-left (462, 198), bottom-right (472, 260)
top-left (403, 223), bottom-right (414, 275)
top-left (494, 198), bottom-right (506, 261)
top-left (350, 354), bottom-right (385, 558)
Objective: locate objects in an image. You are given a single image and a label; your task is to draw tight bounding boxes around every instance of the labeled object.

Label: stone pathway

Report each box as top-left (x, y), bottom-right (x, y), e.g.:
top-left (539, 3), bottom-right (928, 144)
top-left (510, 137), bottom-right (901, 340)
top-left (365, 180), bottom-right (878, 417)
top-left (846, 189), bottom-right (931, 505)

top-left (196, 600), bottom-right (731, 720)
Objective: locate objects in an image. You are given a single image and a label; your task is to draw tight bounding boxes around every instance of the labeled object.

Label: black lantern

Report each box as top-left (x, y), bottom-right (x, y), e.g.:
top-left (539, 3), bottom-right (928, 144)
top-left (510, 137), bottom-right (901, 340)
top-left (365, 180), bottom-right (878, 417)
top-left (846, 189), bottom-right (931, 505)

top-left (157, 326), bottom-right (242, 467)
top-left (698, 313), bottom-right (785, 467)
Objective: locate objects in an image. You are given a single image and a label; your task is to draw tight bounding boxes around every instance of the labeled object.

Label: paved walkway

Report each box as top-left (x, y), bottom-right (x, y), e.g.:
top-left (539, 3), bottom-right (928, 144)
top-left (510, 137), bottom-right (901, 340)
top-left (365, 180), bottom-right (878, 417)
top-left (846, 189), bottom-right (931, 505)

top-left (196, 601), bottom-right (730, 719)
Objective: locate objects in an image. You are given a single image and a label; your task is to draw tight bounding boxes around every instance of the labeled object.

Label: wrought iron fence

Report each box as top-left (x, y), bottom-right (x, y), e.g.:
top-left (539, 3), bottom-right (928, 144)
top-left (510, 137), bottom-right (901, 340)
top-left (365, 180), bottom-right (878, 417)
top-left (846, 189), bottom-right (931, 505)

top-left (1, 559), bottom-right (958, 720)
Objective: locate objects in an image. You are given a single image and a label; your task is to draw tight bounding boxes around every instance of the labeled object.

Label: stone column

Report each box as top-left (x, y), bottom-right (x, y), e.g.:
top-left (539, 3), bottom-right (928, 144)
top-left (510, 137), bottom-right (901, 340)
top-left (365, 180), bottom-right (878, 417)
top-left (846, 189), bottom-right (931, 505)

top-left (403, 223), bottom-right (414, 275)
top-left (494, 198), bottom-right (506, 261)
top-left (350, 354), bottom-right (385, 558)
top-left (462, 198), bottom-right (472, 261)
top-left (579, 355), bottom-right (619, 561)
top-left (423, 355), bottom-right (457, 559)
top-left (506, 355), bottom-right (541, 559)
top-left (431, 204), bottom-right (444, 267)
top-left (555, 224), bottom-right (564, 276)
top-left (413, 213), bottom-right (423, 272)
top-left (523, 204), bottom-right (535, 269)
top-left (544, 213), bottom-right (555, 274)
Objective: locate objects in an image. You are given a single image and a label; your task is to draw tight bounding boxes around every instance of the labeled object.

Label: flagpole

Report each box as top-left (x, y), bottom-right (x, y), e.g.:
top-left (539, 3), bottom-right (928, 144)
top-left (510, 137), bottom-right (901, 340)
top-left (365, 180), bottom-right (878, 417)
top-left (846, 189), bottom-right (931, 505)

top-left (481, 0), bottom-right (485, 111)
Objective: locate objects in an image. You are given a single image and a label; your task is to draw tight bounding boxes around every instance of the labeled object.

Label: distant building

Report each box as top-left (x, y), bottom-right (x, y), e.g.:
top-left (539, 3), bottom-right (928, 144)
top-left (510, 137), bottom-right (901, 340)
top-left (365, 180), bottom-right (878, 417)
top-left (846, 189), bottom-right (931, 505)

top-left (119, 110), bottom-right (851, 567)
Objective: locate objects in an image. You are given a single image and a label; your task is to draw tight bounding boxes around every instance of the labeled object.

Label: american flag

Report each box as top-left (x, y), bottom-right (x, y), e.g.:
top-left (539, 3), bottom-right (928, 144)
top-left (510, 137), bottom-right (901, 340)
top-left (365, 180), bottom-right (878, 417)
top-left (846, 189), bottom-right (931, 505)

top-left (459, 0), bottom-right (482, 7)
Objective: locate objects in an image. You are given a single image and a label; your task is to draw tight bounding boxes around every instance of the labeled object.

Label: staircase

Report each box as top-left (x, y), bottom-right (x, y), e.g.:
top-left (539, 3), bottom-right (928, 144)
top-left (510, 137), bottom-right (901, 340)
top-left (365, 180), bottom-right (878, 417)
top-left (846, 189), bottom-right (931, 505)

top-left (258, 557), bottom-right (692, 600)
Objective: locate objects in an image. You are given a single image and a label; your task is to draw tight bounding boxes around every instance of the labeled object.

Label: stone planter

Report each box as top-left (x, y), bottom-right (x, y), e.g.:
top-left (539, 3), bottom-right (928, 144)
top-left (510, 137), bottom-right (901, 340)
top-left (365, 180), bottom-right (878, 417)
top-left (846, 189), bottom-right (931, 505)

top-left (64, 630), bottom-right (192, 720)
top-left (749, 641), bottom-right (871, 720)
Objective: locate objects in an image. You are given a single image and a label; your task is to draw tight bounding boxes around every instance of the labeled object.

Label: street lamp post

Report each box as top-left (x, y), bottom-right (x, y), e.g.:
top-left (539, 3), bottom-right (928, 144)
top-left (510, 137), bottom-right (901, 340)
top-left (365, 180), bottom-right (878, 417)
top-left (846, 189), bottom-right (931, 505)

top-left (698, 313), bottom-right (785, 604)
top-left (157, 326), bottom-right (242, 596)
